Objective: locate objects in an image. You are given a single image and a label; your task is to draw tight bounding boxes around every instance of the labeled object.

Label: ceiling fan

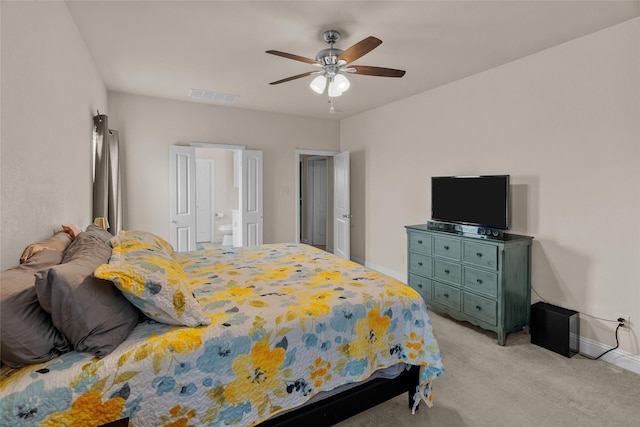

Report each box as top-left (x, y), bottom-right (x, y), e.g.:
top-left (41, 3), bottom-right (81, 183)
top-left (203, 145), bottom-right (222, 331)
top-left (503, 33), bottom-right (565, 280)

top-left (266, 30), bottom-right (406, 99)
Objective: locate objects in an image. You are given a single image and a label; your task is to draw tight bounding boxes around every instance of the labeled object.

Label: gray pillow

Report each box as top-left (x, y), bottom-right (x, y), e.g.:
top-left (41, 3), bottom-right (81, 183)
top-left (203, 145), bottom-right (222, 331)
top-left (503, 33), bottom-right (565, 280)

top-left (61, 223), bottom-right (113, 262)
top-left (0, 250), bottom-right (71, 367)
top-left (35, 226), bottom-right (140, 357)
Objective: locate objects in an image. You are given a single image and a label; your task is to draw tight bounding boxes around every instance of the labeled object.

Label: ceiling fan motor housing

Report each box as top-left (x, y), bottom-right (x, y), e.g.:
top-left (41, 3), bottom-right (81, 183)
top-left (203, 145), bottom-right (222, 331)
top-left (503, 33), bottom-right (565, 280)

top-left (316, 48), bottom-right (344, 65)
top-left (317, 30), bottom-right (344, 66)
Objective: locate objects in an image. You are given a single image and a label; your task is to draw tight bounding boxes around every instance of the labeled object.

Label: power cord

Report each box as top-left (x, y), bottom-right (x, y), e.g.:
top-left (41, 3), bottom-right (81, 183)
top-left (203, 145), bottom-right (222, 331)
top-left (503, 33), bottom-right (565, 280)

top-left (579, 320), bottom-right (624, 360)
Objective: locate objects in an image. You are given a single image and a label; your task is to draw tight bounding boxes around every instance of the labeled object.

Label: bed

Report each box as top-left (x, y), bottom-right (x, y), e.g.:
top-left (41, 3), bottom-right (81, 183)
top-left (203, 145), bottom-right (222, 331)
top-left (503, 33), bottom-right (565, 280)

top-left (0, 228), bottom-right (443, 427)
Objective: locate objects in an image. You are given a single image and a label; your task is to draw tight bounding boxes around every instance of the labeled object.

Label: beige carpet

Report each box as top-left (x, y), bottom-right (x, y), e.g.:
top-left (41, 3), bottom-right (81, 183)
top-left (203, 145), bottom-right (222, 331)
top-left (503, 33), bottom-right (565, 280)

top-left (337, 310), bottom-right (640, 427)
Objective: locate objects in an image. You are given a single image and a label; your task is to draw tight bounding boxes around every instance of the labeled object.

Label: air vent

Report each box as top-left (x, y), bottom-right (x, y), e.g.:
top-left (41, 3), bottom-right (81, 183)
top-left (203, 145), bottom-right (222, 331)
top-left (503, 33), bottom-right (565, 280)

top-left (188, 88), bottom-right (239, 103)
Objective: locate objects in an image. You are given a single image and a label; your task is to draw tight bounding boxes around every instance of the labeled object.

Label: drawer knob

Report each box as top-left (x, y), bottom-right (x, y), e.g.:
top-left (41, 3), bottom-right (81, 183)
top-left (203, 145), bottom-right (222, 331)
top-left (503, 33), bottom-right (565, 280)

top-left (444, 269), bottom-right (450, 274)
top-left (444, 293), bottom-right (449, 298)
top-left (417, 240), bottom-right (423, 244)
top-left (476, 252), bottom-right (483, 257)
top-left (475, 305), bottom-right (482, 311)
top-left (418, 284), bottom-right (423, 288)
top-left (444, 245), bottom-right (449, 250)
top-left (476, 279), bottom-right (483, 284)
top-left (418, 262), bottom-right (423, 266)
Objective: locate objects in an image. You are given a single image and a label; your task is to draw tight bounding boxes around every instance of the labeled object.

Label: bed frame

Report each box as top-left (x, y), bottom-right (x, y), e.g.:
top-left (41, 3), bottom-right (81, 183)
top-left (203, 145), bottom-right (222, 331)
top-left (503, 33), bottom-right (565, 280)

top-left (101, 365), bottom-right (421, 427)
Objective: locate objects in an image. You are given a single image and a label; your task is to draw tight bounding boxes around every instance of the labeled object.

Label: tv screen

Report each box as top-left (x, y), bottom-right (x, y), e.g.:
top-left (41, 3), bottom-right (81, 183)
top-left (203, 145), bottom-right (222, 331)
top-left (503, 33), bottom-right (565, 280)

top-left (431, 175), bottom-right (510, 229)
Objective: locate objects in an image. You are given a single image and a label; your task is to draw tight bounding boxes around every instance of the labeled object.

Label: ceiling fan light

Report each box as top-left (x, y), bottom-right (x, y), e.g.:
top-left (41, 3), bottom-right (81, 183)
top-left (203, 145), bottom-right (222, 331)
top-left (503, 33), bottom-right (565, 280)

top-left (328, 80), bottom-right (342, 97)
top-left (334, 74), bottom-right (350, 93)
top-left (310, 75), bottom-right (326, 94)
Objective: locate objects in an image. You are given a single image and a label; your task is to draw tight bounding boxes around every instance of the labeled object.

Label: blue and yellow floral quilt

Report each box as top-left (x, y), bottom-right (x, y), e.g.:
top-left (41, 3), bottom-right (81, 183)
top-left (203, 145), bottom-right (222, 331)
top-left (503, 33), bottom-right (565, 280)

top-left (1, 243), bottom-right (443, 426)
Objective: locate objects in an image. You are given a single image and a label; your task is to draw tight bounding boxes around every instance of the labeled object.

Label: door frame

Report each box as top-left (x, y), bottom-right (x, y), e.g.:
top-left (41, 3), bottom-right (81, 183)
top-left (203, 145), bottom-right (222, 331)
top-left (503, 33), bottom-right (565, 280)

top-left (295, 149), bottom-right (339, 249)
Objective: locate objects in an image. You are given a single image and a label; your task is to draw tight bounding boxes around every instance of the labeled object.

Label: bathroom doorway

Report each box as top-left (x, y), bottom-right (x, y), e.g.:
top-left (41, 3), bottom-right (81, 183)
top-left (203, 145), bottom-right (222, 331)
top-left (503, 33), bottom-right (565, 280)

top-left (169, 143), bottom-right (263, 252)
top-left (195, 148), bottom-right (238, 245)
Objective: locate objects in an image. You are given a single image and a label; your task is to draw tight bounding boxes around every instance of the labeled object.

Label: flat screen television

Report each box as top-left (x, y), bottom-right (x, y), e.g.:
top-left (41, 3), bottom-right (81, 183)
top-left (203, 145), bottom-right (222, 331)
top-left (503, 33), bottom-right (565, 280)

top-left (431, 175), bottom-right (510, 230)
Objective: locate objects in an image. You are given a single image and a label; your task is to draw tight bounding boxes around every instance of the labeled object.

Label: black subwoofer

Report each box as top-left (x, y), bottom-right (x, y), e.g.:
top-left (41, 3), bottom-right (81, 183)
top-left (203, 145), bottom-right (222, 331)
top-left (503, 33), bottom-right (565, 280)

top-left (530, 302), bottom-right (579, 358)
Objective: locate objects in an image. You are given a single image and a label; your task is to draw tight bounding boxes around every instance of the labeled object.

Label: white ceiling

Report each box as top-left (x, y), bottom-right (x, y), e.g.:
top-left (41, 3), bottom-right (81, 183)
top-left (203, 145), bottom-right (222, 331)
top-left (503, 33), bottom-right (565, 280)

top-left (66, 1), bottom-right (640, 120)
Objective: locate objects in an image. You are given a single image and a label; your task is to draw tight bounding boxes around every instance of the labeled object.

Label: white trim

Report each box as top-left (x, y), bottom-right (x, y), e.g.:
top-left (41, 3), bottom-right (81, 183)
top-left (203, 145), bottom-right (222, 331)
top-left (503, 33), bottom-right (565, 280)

top-left (351, 256), bottom-right (407, 283)
top-left (579, 336), bottom-right (640, 375)
top-left (296, 149), bottom-right (340, 157)
top-left (188, 142), bottom-right (246, 150)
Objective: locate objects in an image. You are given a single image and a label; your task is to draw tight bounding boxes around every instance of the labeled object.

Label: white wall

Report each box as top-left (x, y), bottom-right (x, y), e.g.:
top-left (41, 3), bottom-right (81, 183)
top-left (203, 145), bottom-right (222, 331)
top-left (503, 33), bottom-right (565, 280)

top-left (0, 1), bottom-right (108, 269)
top-left (340, 18), bottom-right (640, 354)
top-left (107, 92), bottom-right (340, 244)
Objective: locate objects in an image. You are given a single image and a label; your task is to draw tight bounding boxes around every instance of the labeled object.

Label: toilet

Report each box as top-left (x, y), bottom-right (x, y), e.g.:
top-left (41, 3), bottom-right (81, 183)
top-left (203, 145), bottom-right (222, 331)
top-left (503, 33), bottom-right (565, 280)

top-left (219, 224), bottom-right (233, 247)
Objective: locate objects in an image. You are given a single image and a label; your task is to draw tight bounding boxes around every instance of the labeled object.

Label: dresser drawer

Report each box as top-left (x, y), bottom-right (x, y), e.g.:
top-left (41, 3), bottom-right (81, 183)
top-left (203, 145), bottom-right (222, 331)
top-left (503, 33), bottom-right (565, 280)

top-left (408, 232), bottom-right (431, 255)
top-left (433, 259), bottom-right (462, 286)
top-left (464, 267), bottom-right (498, 298)
top-left (463, 292), bottom-right (497, 325)
top-left (433, 236), bottom-right (461, 261)
top-left (408, 274), bottom-right (432, 300)
top-left (463, 241), bottom-right (498, 270)
top-left (408, 252), bottom-right (432, 277)
top-left (433, 282), bottom-right (461, 310)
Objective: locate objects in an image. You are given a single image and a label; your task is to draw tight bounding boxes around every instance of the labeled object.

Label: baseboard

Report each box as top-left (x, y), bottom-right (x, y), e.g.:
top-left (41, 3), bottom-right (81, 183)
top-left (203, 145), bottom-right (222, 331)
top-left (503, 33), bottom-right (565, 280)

top-left (350, 257), bottom-right (406, 283)
top-left (354, 257), bottom-right (640, 375)
top-left (349, 255), bottom-right (364, 265)
top-left (579, 336), bottom-right (640, 375)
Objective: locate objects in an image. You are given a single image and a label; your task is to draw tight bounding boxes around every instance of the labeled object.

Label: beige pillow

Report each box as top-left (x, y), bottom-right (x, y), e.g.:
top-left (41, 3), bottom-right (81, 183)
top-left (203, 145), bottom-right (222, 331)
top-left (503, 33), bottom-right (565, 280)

top-left (62, 224), bottom-right (82, 240)
top-left (20, 231), bottom-right (72, 264)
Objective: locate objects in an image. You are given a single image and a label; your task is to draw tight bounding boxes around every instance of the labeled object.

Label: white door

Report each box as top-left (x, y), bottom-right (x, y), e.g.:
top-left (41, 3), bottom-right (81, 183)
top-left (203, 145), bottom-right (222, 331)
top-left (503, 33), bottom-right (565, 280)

top-left (334, 151), bottom-right (350, 259)
top-left (239, 150), bottom-right (263, 247)
top-left (195, 159), bottom-right (213, 243)
top-left (169, 146), bottom-right (197, 252)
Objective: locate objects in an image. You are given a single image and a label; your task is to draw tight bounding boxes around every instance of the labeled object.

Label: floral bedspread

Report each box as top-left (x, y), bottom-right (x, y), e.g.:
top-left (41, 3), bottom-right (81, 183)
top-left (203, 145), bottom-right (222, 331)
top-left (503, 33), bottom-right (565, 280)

top-left (1, 243), bottom-right (443, 427)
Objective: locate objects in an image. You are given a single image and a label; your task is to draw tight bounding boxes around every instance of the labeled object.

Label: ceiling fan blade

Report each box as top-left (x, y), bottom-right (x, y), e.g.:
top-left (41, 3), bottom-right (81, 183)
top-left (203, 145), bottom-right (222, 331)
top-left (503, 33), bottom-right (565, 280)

top-left (336, 36), bottom-right (382, 64)
top-left (266, 50), bottom-right (321, 66)
top-left (269, 71), bottom-right (315, 85)
top-left (350, 65), bottom-right (406, 78)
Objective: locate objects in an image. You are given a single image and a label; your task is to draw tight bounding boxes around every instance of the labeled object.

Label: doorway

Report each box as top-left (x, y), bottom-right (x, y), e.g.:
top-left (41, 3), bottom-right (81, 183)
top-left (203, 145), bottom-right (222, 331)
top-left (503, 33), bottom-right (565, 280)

top-left (195, 148), bottom-right (238, 244)
top-left (169, 143), bottom-right (263, 252)
top-left (296, 149), bottom-right (349, 259)
top-left (300, 155), bottom-right (333, 251)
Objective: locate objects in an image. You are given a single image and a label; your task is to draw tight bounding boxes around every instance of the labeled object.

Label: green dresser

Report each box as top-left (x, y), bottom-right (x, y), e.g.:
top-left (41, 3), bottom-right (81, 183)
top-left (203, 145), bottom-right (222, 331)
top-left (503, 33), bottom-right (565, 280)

top-left (406, 224), bottom-right (533, 345)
